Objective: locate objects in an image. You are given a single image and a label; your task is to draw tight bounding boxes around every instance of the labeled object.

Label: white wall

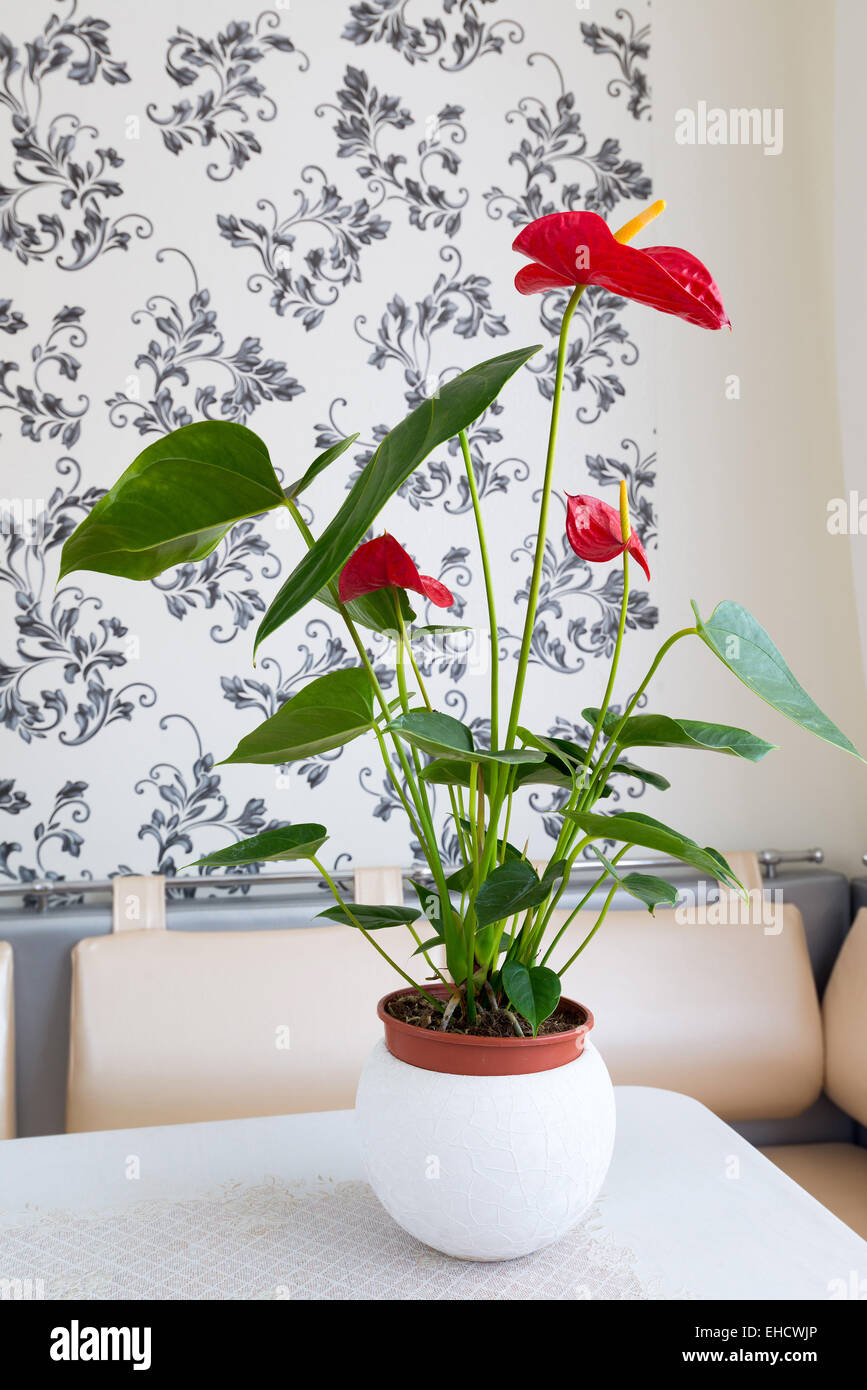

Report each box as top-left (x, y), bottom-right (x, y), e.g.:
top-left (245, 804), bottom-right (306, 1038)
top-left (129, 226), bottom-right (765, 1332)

top-left (834, 0), bottom-right (867, 692)
top-left (643, 0), bottom-right (867, 873)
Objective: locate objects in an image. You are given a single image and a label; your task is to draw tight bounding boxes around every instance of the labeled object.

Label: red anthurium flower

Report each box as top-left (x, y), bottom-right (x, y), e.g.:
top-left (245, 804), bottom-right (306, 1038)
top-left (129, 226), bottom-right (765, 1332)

top-left (338, 533), bottom-right (454, 609)
top-left (566, 494), bottom-right (651, 580)
top-left (513, 207), bottom-right (729, 330)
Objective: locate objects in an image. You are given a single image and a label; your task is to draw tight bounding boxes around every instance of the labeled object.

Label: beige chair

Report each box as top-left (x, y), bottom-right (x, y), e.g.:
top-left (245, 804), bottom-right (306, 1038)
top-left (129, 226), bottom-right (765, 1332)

top-left (66, 871), bottom-right (433, 1133)
top-left (762, 908), bottom-right (867, 1239)
top-left (555, 860), bottom-right (823, 1123)
top-left (0, 943), bottom-right (14, 1139)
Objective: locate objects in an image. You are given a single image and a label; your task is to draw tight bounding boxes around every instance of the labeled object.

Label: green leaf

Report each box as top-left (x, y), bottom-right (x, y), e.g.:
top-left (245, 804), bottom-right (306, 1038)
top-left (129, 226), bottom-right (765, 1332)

top-left (443, 860), bottom-right (475, 891)
top-left (589, 847), bottom-right (678, 913)
top-left (582, 706), bottom-right (776, 763)
top-left (418, 758), bottom-right (476, 788)
top-left (420, 756), bottom-right (571, 790)
top-left (607, 761), bottom-right (670, 791)
top-left (691, 600), bottom-right (863, 759)
top-left (387, 711), bottom-right (545, 769)
top-left (283, 444), bottom-right (416, 634)
top-left (220, 667), bottom-right (376, 765)
top-left (59, 422), bottom-right (284, 582)
top-left (474, 858), bottom-right (567, 929)
top-left (317, 903), bottom-right (420, 930)
top-left (515, 728), bottom-right (592, 792)
top-left (316, 581), bottom-right (415, 634)
top-left (411, 934), bottom-right (447, 956)
top-left (410, 624), bottom-right (472, 638)
top-left (409, 878), bottom-right (444, 929)
top-left (474, 860), bottom-right (536, 928)
top-left (283, 434), bottom-right (359, 502)
top-left (518, 727), bottom-right (587, 764)
top-left (409, 879), bottom-right (465, 978)
top-left (444, 828), bottom-right (525, 892)
top-left (254, 345), bottom-right (541, 650)
top-left (564, 808), bottom-right (745, 896)
top-left (185, 823), bottom-right (327, 869)
top-left (501, 962), bottom-right (561, 1036)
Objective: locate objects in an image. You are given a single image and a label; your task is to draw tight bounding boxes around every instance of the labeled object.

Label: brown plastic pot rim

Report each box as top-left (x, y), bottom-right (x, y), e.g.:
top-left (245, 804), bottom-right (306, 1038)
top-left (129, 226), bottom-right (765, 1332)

top-left (376, 984), bottom-right (595, 1077)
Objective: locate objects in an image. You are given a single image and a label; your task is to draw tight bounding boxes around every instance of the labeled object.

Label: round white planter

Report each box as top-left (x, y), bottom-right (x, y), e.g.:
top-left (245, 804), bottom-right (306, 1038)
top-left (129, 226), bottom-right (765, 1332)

top-left (356, 1037), bottom-right (616, 1261)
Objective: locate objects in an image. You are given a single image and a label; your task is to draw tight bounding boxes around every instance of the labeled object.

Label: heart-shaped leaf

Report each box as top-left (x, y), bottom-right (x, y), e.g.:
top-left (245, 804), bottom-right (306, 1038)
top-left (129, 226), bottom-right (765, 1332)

top-left (185, 823), bottom-right (327, 869)
top-left (284, 434), bottom-right (359, 502)
top-left (691, 600), bottom-right (863, 759)
top-left (474, 858), bottom-right (567, 929)
top-left (220, 667), bottom-right (376, 765)
top-left (582, 707), bottom-right (776, 762)
top-left (254, 344), bottom-right (541, 651)
top-left (474, 860), bottom-right (537, 928)
top-left (387, 711), bottom-right (545, 770)
top-left (59, 422), bottom-right (284, 581)
top-left (317, 903), bottom-right (420, 930)
top-left (501, 962), bottom-right (561, 1036)
top-left (589, 847), bottom-right (678, 913)
top-left (565, 808), bottom-right (744, 896)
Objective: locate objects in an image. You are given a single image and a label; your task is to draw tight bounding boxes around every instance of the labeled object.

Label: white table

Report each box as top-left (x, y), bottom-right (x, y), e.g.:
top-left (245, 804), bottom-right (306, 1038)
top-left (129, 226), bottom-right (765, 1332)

top-left (1, 1088), bottom-right (864, 1300)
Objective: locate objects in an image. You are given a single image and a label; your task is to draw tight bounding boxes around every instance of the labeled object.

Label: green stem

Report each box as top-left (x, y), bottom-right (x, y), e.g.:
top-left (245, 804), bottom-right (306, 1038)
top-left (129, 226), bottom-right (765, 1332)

top-left (584, 547), bottom-right (630, 771)
top-left (458, 428), bottom-right (499, 754)
top-left (536, 548), bottom-right (632, 884)
top-left (474, 285), bottom-right (585, 918)
top-left (283, 499), bottom-right (456, 944)
top-left (312, 856), bottom-right (443, 1009)
top-left (404, 609), bottom-right (471, 873)
top-left (370, 723), bottom-right (424, 843)
top-left (346, 618), bottom-right (434, 852)
top-left (452, 784), bottom-right (472, 865)
top-left (407, 922), bottom-right (449, 988)
top-left (540, 845), bottom-right (631, 966)
top-left (499, 778), bottom-right (515, 864)
top-left (522, 834), bottom-right (593, 962)
top-left (467, 764), bottom-right (480, 892)
top-left (504, 284), bottom-right (584, 750)
top-left (581, 625), bottom-right (698, 807)
top-left (556, 880), bottom-right (619, 977)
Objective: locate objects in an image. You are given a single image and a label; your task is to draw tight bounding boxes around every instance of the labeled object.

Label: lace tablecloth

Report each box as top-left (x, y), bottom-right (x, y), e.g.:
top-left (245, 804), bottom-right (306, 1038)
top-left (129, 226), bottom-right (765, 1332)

top-left (0, 1178), bottom-right (670, 1301)
top-left (1, 1089), bottom-right (864, 1300)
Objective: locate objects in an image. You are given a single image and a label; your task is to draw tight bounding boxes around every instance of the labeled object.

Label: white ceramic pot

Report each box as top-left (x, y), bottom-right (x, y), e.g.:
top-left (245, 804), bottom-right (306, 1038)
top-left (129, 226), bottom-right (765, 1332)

top-left (355, 995), bottom-right (615, 1262)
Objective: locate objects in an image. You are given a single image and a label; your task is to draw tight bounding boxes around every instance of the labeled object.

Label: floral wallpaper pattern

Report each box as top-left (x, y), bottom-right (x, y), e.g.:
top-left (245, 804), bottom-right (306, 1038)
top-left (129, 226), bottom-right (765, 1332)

top-left (0, 0), bottom-right (655, 900)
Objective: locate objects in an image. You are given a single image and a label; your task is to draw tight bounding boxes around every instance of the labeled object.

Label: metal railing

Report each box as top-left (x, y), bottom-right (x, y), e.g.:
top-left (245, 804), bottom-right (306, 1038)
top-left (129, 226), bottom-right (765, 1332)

top-left (757, 848), bottom-right (823, 879)
top-left (0, 848), bottom-right (827, 908)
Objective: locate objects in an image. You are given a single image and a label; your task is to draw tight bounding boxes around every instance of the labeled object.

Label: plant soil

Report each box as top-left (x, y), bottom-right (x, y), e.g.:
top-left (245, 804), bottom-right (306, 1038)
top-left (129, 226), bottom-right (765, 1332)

top-left (388, 992), bottom-right (587, 1038)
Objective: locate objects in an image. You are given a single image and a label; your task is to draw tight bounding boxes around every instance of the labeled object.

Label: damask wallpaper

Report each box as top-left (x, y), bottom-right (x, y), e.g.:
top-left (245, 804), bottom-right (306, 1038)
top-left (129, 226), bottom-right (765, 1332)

top-left (0, 0), bottom-right (657, 897)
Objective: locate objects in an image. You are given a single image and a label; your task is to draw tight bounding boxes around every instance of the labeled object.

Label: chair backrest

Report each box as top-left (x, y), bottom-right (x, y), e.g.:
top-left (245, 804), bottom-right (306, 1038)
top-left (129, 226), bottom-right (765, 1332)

top-left (555, 895), bottom-right (823, 1121)
top-left (67, 875), bottom-right (432, 1132)
top-left (822, 906), bottom-right (867, 1127)
top-left (0, 942), bottom-right (14, 1139)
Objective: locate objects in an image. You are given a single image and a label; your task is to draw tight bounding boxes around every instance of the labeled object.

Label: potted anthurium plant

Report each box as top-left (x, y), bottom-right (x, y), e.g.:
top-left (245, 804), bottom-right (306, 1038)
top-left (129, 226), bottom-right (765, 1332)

top-left (60, 200), bottom-right (862, 1262)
